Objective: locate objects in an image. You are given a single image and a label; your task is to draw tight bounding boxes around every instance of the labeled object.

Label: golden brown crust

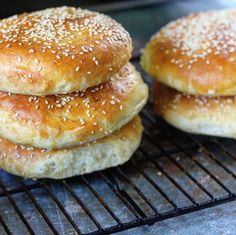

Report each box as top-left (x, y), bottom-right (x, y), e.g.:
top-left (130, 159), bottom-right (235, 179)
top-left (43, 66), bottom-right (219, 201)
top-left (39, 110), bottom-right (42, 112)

top-left (0, 63), bottom-right (148, 149)
top-left (153, 81), bottom-right (236, 138)
top-left (141, 9), bottom-right (236, 96)
top-left (0, 6), bottom-right (132, 95)
top-left (0, 117), bottom-right (142, 179)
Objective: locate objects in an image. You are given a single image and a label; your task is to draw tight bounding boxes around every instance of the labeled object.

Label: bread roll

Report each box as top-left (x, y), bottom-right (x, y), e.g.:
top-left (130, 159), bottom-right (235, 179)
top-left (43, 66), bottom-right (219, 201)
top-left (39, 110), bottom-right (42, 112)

top-left (0, 63), bottom-right (148, 149)
top-left (0, 6), bottom-right (132, 95)
top-left (0, 117), bottom-right (142, 179)
top-left (141, 10), bottom-right (236, 96)
top-left (153, 82), bottom-right (236, 138)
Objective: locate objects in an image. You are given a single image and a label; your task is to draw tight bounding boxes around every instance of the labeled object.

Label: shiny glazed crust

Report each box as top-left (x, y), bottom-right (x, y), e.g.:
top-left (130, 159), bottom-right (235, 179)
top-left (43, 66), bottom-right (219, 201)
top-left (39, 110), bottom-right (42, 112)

top-left (141, 9), bottom-right (236, 96)
top-left (0, 63), bottom-right (148, 149)
top-left (0, 6), bottom-right (132, 95)
top-left (0, 117), bottom-right (142, 179)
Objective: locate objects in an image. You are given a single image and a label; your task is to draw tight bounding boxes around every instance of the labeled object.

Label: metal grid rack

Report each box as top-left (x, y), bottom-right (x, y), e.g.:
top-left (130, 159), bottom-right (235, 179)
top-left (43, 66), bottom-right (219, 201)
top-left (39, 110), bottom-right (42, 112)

top-left (0, 1), bottom-right (236, 234)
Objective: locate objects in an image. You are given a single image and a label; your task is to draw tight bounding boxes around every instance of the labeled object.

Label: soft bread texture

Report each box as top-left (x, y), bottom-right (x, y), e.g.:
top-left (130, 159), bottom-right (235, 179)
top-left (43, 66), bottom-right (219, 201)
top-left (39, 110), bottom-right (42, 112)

top-left (0, 117), bottom-right (142, 179)
top-left (0, 63), bottom-right (148, 149)
top-left (141, 9), bottom-right (236, 96)
top-left (0, 6), bottom-right (132, 95)
top-left (153, 82), bottom-right (236, 138)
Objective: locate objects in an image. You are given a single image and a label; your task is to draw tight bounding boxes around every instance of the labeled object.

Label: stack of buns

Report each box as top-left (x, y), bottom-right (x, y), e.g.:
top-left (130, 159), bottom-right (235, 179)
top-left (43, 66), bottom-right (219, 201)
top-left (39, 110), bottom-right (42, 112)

top-left (141, 9), bottom-right (236, 138)
top-left (0, 7), bottom-right (148, 179)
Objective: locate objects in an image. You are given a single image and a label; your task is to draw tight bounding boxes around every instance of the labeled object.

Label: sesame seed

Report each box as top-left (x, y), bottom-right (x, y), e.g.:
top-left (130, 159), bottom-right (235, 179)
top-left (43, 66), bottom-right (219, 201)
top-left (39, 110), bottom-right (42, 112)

top-left (158, 9), bottom-right (236, 66)
top-left (29, 49), bottom-right (35, 53)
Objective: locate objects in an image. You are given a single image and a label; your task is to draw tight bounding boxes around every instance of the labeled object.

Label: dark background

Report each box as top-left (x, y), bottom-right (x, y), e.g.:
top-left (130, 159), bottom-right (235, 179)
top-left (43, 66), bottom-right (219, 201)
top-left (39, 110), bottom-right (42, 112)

top-left (0, 0), bottom-right (107, 18)
top-left (0, 0), bottom-right (170, 18)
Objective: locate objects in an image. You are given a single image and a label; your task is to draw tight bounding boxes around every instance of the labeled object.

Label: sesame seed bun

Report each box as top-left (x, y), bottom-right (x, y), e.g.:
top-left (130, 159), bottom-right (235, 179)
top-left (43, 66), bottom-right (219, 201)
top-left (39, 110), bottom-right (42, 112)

top-left (0, 63), bottom-right (148, 149)
top-left (153, 81), bottom-right (236, 138)
top-left (0, 6), bottom-right (132, 95)
top-left (141, 9), bottom-right (236, 96)
top-left (0, 116), bottom-right (142, 179)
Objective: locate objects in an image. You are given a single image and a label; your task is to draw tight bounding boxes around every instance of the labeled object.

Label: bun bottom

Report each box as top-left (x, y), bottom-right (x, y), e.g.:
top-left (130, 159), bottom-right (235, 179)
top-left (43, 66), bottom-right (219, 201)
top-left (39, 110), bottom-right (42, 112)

top-left (0, 117), bottom-right (142, 179)
top-left (153, 82), bottom-right (236, 138)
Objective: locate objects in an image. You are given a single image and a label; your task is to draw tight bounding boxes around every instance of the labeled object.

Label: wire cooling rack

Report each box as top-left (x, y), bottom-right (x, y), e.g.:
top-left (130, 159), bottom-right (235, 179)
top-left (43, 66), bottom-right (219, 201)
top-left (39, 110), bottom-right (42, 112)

top-left (0, 0), bottom-right (235, 234)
